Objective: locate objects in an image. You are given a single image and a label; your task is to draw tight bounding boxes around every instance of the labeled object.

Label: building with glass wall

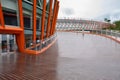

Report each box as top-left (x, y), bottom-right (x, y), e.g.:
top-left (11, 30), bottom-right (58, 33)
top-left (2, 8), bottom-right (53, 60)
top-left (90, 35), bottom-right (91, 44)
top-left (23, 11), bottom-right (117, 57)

top-left (0, 0), bottom-right (59, 54)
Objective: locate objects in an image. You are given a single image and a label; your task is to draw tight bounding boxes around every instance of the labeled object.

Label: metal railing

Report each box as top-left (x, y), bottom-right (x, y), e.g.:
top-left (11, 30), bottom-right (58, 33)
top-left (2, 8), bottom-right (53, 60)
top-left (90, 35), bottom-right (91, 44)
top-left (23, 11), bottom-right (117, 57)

top-left (30, 33), bottom-right (57, 51)
top-left (90, 30), bottom-right (120, 40)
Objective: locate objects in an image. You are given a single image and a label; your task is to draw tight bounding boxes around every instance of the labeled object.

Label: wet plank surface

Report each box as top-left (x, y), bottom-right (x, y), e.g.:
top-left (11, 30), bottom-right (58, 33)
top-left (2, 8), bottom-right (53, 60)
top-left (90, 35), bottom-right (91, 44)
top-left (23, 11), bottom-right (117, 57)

top-left (0, 32), bottom-right (120, 80)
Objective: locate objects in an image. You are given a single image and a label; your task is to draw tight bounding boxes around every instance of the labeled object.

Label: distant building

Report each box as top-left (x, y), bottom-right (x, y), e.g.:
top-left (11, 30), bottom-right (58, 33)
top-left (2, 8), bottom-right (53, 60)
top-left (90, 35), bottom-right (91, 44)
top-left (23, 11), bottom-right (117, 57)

top-left (56, 19), bottom-right (112, 31)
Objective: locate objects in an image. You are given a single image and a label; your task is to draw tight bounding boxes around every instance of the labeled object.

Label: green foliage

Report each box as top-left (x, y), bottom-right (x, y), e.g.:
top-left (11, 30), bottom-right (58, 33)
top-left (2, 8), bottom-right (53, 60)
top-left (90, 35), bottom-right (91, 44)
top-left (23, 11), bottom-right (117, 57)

top-left (104, 18), bottom-right (120, 31)
top-left (112, 20), bottom-right (120, 30)
top-left (104, 18), bottom-right (111, 22)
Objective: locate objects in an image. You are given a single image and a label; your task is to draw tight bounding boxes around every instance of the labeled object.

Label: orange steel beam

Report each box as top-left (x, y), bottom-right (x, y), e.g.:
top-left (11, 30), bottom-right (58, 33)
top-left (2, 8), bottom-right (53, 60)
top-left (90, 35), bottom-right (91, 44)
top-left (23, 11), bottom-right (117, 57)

top-left (52, 1), bottom-right (59, 34)
top-left (50, 0), bottom-right (57, 36)
top-left (33, 0), bottom-right (37, 43)
top-left (0, 4), bottom-right (1, 26)
top-left (16, 0), bottom-right (25, 52)
top-left (0, 2), bottom-right (5, 28)
top-left (41, 0), bottom-right (46, 41)
top-left (46, 0), bottom-right (53, 38)
top-left (0, 26), bottom-right (23, 34)
top-left (48, 0), bottom-right (56, 37)
top-left (18, 0), bottom-right (24, 29)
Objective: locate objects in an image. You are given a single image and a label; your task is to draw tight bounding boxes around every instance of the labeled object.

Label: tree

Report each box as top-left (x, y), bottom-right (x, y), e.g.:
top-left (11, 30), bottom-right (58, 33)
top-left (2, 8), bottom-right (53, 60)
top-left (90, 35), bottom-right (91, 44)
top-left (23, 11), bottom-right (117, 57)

top-left (113, 20), bottom-right (120, 30)
top-left (104, 18), bottom-right (111, 23)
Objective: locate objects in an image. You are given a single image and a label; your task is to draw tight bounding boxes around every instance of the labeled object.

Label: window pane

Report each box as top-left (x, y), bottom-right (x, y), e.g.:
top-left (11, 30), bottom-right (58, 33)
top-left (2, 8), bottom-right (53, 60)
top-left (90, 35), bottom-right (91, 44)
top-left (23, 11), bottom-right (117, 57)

top-left (46, 0), bottom-right (50, 12)
top-left (23, 0), bottom-right (33, 48)
top-left (37, 0), bottom-right (43, 8)
top-left (52, 0), bottom-right (55, 12)
top-left (1, 0), bottom-right (20, 27)
top-left (36, 5), bottom-right (42, 44)
top-left (36, 17), bottom-right (41, 44)
top-left (44, 18), bottom-right (48, 38)
top-left (24, 14), bottom-right (31, 29)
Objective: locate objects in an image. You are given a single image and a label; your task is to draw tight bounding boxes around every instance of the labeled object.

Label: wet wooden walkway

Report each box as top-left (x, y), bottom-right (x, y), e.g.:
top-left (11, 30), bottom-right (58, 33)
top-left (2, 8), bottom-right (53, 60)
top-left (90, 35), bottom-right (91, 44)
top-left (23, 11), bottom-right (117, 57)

top-left (0, 32), bottom-right (120, 80)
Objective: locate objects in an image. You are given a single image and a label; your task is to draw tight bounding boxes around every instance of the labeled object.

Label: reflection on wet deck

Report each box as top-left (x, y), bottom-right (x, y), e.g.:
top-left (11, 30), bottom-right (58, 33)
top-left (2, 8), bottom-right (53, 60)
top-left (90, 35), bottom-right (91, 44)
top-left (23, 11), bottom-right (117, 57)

top-left (0, 32), bottom-right (120, 80)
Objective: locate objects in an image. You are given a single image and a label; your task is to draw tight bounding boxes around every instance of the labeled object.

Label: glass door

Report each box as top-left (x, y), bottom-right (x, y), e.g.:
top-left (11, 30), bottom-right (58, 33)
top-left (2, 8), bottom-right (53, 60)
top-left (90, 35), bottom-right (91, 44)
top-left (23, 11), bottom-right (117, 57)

top-left (2, 34), bottom-right (7, 53)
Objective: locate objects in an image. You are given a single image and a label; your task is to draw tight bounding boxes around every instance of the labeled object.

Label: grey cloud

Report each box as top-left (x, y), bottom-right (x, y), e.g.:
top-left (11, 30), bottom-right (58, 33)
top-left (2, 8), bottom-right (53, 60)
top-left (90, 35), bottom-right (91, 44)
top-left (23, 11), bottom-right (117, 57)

top-left (62, 8), bottom-right (75, 16)
top-left (94, 10), bottom-right (120, 22)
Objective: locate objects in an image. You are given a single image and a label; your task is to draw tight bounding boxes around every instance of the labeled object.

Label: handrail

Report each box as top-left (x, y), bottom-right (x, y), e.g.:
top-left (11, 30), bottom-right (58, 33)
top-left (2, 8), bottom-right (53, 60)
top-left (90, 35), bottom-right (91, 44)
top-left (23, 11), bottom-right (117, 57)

top-left (90, 30), bottom-right (120, 43)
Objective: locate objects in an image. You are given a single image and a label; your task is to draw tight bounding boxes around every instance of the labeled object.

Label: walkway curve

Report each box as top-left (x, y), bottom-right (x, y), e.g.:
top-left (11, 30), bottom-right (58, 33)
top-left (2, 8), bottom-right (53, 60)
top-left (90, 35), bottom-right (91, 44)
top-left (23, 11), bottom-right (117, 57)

top-left (0, 32), bottom-right (120, 80)
top-left (57, 32), bottom-right (120, 59)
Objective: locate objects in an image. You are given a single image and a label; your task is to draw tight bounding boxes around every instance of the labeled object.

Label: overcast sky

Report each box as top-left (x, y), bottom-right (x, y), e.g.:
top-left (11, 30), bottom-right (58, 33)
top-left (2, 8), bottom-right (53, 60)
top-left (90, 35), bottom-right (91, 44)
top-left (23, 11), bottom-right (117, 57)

top-left (58, 0), bottom-right (120, 21)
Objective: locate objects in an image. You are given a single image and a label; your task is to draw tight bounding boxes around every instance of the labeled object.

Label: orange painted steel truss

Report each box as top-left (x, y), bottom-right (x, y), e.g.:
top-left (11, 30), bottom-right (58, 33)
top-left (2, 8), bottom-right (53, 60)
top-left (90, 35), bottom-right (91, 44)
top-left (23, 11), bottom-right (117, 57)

top-left (0, 0), bottom-right (59, 54)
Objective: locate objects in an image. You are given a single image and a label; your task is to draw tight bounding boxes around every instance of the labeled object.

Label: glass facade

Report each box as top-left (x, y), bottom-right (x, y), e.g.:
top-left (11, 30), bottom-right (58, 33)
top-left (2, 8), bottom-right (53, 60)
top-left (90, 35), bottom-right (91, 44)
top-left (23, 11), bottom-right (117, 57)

top-left (22, 0), bottom-right (33, 48)
top-left (52, 0), bottom-right (55, 12)
top-left (0, 34), bottom-right (16, 54)
top-left (37, 0), bottom-right (43, 8)
top-left (46, 0), bottom-right (50, 12)
top-left (36, 12), bottom-right (42, 45)
top-left (0, 0), bottom-right (59, 54)
top-left (1, 0), bottom-right (20, 27)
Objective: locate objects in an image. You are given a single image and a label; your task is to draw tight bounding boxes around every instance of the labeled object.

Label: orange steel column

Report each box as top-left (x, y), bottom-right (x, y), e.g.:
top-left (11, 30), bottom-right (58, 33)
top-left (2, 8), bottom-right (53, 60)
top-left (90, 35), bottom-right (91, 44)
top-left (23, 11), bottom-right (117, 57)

top-left (33, 0), bottom-right (37, 44)
top-left (52, 1), bottom-right (59, 34)
top-left (46, 0), bottom-right (53, 38)
top-left (16, 0), bottom-right (25, 52)
top-left (41, 0), bottom-right (46, 41)
top-left (0, 2), bottom-right (5, 28)
top-left (18, 0), bottom-right (24, 29)
top-left (50, 0), bottom-right (57, 36)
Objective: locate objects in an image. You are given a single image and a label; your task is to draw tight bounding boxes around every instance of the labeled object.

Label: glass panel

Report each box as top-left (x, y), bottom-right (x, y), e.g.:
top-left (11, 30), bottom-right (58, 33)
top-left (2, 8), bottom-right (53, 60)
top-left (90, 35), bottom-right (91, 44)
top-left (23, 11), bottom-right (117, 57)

top-left (0, 35), bottom-right (2, 53)
top-left (36, 18), bottom-right (40, 30)
top-left (24, 34), bottom-right (33, 48)
top-left (52, 0), bottom-right (55, 12)
top-left (37, 0), bottom-right (40, 7)
top-left (24, 14), bottom-right (31, 29)
top-left (46, 0), bottom-right (50, 12)
top-left (23, 0), bottom-right (33, 48)
top-left (36, 17), bottom-right (41, 44)
top-left (26, 0), bottom-right (32, 2)
top-left (36, 5), bottom-right (42, 50)
top-left (9, 35), bottom-right (16, 52)
top-left (2, 35), bottom-right (7, 53)
top-left (37, 0), bottom-right (43, 8)
top-left (44, 18), bottom-right (48, 38)
top-left (49, 19), bottom-right (52, 36)
top-left (1, 0), bottom-right (20, 27)
top-left (0, 34), bottom-right (17, 53)
top-left (46, 0), bottom-right (49, 3)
